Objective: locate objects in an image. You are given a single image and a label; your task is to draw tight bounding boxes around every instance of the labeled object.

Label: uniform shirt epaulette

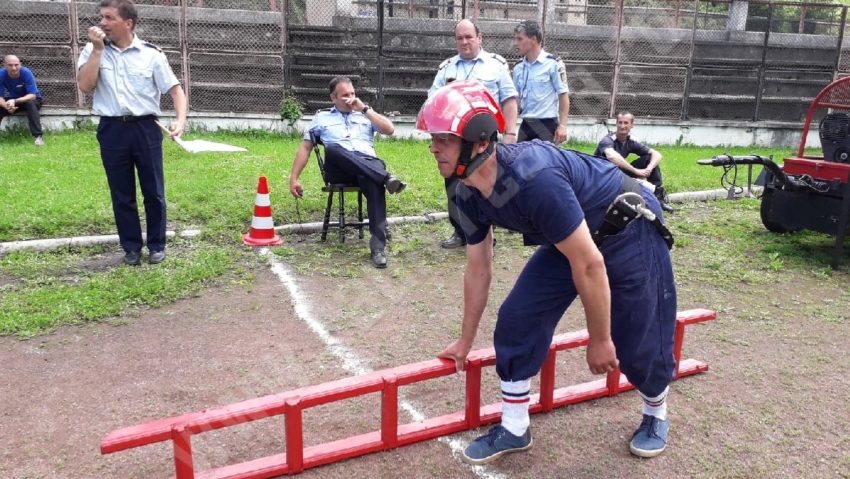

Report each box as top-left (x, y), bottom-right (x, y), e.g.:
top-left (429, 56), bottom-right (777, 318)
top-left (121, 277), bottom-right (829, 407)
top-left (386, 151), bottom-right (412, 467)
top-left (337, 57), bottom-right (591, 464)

top-left (491, 53), bottom-right (507, 64)
top-left (438, 58), bottom-right (452, 70)
top-left (141, 41), bottom-right (163, 52)
top-left (546, 53), bottom-right (562, 62)
top-left (315, 108), bottom-right (332, 114)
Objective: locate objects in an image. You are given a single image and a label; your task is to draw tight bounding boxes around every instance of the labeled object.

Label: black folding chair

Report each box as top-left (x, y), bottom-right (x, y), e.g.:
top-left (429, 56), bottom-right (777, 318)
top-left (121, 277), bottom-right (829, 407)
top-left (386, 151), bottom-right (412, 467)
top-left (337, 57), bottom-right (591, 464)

top-left (309, 131), bottom-right (365, 242)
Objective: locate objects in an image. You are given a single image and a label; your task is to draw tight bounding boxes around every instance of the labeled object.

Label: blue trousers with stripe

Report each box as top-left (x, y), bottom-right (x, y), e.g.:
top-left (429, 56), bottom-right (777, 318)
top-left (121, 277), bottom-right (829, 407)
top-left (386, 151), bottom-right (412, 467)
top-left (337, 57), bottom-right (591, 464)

top-left (495, 189), bottom-right (677, 398)
top-left (97, 117), bottom-right (166, 254)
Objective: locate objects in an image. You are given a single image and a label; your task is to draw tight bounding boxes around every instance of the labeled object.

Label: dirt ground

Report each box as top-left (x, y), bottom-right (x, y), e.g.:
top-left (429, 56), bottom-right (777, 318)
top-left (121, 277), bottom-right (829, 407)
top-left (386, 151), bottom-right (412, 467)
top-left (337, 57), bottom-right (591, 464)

top-left (2, 215), bottom-right (850, 479)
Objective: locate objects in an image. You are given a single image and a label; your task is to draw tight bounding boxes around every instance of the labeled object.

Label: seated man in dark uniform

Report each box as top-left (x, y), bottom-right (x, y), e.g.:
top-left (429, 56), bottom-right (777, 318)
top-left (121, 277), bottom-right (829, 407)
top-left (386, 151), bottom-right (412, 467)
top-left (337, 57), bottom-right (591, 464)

top-left (289, 76), bottom-right (405, 269)
top-left (594, 112), bottom-right (673, 213)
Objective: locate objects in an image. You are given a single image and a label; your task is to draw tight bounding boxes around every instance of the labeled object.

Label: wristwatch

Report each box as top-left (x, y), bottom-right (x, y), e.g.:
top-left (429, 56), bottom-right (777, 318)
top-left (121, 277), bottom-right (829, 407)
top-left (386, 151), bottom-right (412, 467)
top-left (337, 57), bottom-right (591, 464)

top-left (361, 105), bottom-right (371, 115)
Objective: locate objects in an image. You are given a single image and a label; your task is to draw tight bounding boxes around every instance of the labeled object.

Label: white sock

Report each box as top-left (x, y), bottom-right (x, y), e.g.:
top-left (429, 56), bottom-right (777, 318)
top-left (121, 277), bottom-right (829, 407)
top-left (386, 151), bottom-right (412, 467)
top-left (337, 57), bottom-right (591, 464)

top-left (500, 379), bottom-right (531, 436)
top-left (640, 386), bottom-right (669, 421)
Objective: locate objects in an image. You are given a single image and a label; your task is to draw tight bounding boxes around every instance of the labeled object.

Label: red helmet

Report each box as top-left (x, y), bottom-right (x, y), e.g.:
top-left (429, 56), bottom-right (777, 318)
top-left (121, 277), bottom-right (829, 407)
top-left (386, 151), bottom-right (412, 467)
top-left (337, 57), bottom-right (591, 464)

top-left (416, 80), bottom-right (506, 142)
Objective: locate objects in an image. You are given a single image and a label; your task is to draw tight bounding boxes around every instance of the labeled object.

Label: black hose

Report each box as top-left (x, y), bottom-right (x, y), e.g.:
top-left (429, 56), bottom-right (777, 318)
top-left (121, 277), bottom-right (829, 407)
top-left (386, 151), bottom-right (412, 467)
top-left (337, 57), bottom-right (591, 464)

top-left (697, 154), bottom-right (793, 188)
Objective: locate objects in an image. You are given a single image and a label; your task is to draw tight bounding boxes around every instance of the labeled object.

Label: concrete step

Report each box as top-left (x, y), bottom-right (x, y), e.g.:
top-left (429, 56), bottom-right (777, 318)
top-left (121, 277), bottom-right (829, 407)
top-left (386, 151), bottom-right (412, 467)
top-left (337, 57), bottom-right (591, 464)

top-left (299, 73), bottom-right (363, 83)
top-left (191, 81), bottom-right (283, 91)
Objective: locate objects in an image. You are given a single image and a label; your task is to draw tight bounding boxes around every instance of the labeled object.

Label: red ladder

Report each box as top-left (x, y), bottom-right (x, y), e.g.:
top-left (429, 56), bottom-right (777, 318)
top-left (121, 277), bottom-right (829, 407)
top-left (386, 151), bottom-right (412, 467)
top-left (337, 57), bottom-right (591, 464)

top-left (101, 308), bottom-right (715, 478)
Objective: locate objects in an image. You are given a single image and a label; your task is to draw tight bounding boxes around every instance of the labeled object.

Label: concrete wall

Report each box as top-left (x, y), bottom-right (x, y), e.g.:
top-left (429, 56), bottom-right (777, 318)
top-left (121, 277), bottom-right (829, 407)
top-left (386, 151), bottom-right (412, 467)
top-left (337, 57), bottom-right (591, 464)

top-left (0, 108), bottom-right (821, 149)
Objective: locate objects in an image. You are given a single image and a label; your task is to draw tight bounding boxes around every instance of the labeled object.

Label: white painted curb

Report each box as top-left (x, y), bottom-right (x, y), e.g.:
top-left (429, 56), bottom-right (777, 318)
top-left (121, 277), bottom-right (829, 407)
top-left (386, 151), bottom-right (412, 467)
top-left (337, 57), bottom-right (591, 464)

top-left (0, 191), bottom-right (751, 255)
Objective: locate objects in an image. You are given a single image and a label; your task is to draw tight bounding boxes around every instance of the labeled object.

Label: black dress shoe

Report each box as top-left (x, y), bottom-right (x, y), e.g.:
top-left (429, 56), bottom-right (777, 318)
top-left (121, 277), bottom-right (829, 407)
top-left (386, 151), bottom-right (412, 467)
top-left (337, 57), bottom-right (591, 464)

top-left (149, 250), bottom-right (166, 264)
top-left (440, 232), bottom-right (466, 249)
top-left (123, 250), bottom-right (142, 266)
top-left (371, 249), bottom-right (387, 268)
top-left (385, 175), bottom-right (407, 194)
top-left (655, 187), bottom-right (674, 213)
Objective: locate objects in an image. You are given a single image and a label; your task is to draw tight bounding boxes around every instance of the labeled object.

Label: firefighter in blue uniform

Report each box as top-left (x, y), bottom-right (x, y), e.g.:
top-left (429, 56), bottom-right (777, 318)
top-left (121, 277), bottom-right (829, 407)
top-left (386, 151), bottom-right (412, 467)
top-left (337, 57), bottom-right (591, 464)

top-left (417, 81), bottom-right (677, 464)
top-left (511, 20), bottom-right (570, 144)
top-left (429, 19), bottom-right (518, 250)
top-left (77, 0), bottom-right (187, 266)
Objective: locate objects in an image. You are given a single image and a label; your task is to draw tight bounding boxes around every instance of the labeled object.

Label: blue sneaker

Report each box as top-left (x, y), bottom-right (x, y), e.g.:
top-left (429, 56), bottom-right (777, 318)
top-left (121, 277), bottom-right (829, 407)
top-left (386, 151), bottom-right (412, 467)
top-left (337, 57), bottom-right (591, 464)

top-left (462, 425), bottom-right (533, 465)
top-left (629, 414), bottom-right (669, 458)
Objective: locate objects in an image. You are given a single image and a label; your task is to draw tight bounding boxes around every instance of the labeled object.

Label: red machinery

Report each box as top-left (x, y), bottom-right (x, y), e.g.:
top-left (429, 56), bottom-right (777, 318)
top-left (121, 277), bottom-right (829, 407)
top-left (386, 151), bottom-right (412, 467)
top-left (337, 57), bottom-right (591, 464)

top-left (699, 76), bottom-right (850, 267)
top-left (100, 309), bottom-right (714, 479)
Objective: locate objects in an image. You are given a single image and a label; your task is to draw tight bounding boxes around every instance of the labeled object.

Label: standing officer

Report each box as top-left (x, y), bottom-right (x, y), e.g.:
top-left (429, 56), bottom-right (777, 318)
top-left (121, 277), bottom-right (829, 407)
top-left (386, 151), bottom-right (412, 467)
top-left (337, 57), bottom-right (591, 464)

top-left (289, 76), bottom-right (405, 269)
top-left (511, 20), bottom-right (570, 144)
top-left (77, 0), bottom-right (187, 266)
top-left (0, 54), bottom-right (45, 146)
top-left (418, 81), bottom-right (677, 464)
top-left (429, 19), bottom-right (518, 249)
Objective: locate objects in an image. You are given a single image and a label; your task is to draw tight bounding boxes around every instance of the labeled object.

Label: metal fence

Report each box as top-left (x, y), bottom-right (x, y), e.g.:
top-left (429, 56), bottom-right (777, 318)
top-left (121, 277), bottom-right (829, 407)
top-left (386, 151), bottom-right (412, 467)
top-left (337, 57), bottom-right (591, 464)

top-left (0, 0), bottom-right (848, 122)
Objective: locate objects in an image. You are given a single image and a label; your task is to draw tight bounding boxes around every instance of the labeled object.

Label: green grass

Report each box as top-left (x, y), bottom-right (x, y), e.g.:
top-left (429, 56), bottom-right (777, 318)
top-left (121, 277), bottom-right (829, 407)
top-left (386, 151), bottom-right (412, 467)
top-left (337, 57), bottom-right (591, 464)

top-left (669, 198), bottom-right (845, 290)
top-left (0, 241), bottom-right (257, 338)
top-left (1, 198), bottom-right (847, 338)
top-left (0, 128), bottom-right (800, 242)
top-left (0, 128), bottom-right (826, 338)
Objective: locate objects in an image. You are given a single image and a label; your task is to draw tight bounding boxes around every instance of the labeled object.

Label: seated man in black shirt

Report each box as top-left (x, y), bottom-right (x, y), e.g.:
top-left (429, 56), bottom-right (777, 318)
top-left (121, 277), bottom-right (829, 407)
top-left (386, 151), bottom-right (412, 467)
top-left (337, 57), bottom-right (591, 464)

top-left (594, 112), bottom-right (673, 212)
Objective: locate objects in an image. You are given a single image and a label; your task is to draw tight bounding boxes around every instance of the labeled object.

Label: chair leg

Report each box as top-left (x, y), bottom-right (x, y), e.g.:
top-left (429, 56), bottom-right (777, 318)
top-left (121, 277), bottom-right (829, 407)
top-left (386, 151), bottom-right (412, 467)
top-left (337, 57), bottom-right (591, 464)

top-left (322, 191), bottom-right (333, 242)
top-left (358, 191), bottom-right (364, 239)
top-left (338, 189), bottom-right (346, 243)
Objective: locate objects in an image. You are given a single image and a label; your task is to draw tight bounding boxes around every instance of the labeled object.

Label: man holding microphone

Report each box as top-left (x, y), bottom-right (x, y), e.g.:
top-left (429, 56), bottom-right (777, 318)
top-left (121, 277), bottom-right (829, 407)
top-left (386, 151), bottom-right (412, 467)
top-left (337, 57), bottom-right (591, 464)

top-left (77, 0), bottom-right (187, 266)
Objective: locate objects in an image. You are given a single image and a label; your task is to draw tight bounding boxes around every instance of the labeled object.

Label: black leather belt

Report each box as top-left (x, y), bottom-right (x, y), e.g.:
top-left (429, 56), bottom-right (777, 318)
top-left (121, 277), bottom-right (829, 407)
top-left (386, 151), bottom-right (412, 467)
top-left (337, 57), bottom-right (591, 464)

top-left (101, 114), bottom-right (157, 122)
top-left (592, 174), bottom-right (674, 250)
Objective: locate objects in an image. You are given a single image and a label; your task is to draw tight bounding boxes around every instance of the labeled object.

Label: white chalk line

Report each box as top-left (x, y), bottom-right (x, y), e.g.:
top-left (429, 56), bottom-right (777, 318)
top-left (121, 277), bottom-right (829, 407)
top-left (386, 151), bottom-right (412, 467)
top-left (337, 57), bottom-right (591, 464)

top-left (262, 249), bottom-right (506, 479)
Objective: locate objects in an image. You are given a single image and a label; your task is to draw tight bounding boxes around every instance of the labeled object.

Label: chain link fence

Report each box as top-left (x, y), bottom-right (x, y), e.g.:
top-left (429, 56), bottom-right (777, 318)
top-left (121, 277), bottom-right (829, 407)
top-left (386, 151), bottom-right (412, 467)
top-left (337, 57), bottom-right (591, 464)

top-left (0, 0), bottom-right (847, 123)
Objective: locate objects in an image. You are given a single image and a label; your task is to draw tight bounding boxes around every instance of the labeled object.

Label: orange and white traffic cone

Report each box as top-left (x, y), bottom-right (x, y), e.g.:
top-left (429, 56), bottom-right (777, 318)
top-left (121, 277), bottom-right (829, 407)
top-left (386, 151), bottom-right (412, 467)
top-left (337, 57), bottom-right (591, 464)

top-left (242, 176), bottom-right (282, 246)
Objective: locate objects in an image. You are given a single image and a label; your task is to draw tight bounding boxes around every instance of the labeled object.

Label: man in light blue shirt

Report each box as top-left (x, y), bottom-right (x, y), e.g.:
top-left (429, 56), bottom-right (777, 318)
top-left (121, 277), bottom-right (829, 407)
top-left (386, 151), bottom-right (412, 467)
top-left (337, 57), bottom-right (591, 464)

top-left (289, 76), bottom-right (405, 269)
top-left (77, 0), bottom-right (187, 266)
top-left (512, 20), bottom-right (570, 144)
top-left (0, 54), bottom-right (44, 145)
top-left (429, 19), bottom-right (519, 249)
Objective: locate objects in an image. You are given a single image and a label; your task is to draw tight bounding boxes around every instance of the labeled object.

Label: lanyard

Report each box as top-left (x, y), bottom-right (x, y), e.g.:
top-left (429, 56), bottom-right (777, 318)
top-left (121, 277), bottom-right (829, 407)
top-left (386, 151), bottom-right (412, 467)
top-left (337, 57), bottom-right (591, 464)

top-left (461, 58), bottom-right (478, 81)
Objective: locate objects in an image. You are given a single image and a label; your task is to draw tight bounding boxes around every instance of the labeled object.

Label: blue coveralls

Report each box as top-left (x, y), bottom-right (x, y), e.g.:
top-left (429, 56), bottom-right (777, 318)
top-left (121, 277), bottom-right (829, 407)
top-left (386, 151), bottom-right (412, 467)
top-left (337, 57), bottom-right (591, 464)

top-left (454, 140), bottom-right (677, 397)
top-left (77, 35), bottom-right (180, 254)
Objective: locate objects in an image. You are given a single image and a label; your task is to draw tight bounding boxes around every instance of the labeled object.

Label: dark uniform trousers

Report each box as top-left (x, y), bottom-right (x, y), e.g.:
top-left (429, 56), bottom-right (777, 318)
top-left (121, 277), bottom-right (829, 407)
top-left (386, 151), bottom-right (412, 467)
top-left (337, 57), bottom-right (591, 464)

top-left (494, 187), bottom-right (677, 398)
top-left (0, 97), bottom-right (43, 137)
top-left (518, 118), bottom-right (558, 143)
top-left (323, 143), bottom-right (389, 251)
top-left (626, 153), bottom-right (664, 189)
top-left (97, 117), bottom-right (166, 254)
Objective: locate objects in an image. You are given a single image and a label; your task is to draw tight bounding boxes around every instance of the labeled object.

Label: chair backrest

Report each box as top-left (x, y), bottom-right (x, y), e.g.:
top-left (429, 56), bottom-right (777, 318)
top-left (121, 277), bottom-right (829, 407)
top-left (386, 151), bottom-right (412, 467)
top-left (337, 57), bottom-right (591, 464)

top-left (308, 130), bottom-right (329, 186)
top-left (308, 128), bottom-right (361, 190)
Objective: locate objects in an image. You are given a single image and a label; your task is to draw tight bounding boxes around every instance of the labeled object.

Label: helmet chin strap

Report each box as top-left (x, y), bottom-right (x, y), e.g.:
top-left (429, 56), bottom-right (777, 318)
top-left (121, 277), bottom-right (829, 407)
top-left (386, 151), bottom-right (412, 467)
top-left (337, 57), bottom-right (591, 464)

top-left (453, 137), bottom-right (496, 179)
